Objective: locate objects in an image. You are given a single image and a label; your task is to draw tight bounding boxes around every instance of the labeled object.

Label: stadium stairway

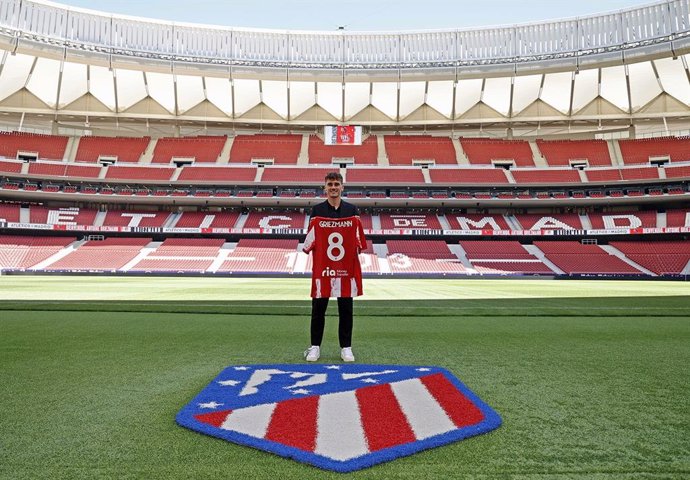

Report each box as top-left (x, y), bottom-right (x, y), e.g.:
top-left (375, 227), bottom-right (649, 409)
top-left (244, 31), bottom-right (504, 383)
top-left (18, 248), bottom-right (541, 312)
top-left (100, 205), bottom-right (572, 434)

top-left (376, 136), bottom-right (388, 166)
top-left (579, 214), bottom-right (593, 230)
top-left (170, 167), bottom-right (183, 182)
top-left (93, 211), bottom-right (107, 227)
top-left (504, 215), bottom-right (522, 231)
top-left (609, 140), bottom-right (624, 166)
top-left (437, 215), bottom-right (452, 230)
top-left (140, 139), bottom-right (157, 164)
top-left (30, 239), bottom-right (86, 270)
top-left (372, 244), bottom-right (391, 273)
top-left (370, 214), bottom-right (382, 231)
top-left (451, 138), bottom-right (469, 165)
top-left (297, 135), bottom-right (309, 165)
top-left (529, 141), bottom-right (548, 167)
top-left (446, 244), bottom-right (476, 271)
top-left (521, 245), bottom-right (565, 274)
top-left (65, 137), bottom-right (79, 162)
top-left (207, 244), bottom-right (233, 273)
top-left (19, 207), bottom-right (30, 223)
top-left (164, 213), bottom-right (181, 228)
top-left (682, 260), bottom-right (690, 275)
top-left (598, 245), bottom-right (655, 276)
top-left (292, 244), bottom-right (309, 273)
top-left (218, 137), bottom-right (234, 164)
top-left (121, 242), bottom-right (159, 272)
top-left (234, 212), bottom-right (249, 230)
top-left (656, 211), bottom-right (666, 228)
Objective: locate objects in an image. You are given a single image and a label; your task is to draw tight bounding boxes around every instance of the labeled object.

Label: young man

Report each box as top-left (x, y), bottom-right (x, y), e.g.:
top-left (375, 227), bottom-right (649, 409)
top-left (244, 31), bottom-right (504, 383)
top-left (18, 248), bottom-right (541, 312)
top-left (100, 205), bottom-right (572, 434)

top-left (303, 172), bottom-right (364, 362)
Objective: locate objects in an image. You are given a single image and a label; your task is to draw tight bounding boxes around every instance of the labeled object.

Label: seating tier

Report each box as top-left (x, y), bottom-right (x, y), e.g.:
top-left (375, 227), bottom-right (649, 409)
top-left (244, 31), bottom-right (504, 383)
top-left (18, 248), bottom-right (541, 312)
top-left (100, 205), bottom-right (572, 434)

top-left (75, 136), bottom-right (150, 163)
top-left (384, 136), bottom-right (457, 165)
top-left (308, 135), bottom-right (378, 165)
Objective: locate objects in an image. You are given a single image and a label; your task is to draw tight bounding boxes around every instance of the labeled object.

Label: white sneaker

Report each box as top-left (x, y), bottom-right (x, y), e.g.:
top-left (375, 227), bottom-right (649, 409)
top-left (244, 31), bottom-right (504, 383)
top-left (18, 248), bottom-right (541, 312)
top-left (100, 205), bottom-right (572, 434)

top-left (304, 346), bottom-right (320, 362)
top-left (341, 347), bottom-right (355, 362)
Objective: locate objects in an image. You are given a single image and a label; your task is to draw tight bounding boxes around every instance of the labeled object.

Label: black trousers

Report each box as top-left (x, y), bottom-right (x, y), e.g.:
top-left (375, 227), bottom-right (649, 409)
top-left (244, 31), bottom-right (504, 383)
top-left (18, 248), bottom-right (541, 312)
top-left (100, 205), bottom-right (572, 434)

top-left (310, 297), bottom-right (353, 348)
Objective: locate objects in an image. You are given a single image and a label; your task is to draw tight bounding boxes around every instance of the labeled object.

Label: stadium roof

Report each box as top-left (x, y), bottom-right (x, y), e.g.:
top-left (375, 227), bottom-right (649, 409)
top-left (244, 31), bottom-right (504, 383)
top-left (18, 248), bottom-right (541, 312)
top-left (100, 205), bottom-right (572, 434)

top-left (0, 0), bottom-right (690, 135)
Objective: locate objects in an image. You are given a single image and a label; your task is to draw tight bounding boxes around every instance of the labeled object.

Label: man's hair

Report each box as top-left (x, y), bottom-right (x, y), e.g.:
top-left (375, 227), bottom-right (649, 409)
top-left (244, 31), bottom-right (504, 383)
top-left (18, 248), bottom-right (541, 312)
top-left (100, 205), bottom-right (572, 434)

top-left (324, 171), bottom-right (343, 183)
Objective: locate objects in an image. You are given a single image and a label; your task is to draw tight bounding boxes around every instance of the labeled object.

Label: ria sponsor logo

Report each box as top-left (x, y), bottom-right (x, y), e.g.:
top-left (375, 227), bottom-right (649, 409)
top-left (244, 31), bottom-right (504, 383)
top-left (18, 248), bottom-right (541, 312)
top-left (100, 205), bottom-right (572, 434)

top-left (319, 220), bottom-right (353, 228)
top-left (321, 267), bottom-right (337, 277)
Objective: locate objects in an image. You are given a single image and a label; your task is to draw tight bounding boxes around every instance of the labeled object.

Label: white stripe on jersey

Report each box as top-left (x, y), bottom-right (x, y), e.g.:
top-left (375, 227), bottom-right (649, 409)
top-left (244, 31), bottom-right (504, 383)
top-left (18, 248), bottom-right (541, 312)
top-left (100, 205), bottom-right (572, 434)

top-left (221, 403), bottom-right (276, 438)
top-left (350, 277), bottom-right (358, 297)
top-left (330, 277), bottom-right (341, 297)
top-left (390, 378), bottom-right (455, 439)
top-left (315, 390), bottom-right (369, 460)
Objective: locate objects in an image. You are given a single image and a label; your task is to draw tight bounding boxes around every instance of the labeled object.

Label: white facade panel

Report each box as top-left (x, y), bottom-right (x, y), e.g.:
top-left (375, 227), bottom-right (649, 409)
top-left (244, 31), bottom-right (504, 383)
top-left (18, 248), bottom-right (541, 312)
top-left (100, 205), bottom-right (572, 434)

top-left (512, 74), bottom-right (542, 114)
top-left (655, 56), bottom-right (690, 105)
top-left (26, 57), bottom-right (60, 107)
top-left (115, 68), bottom-right (146, 111)
top-left (289, 81), bottom-right (315, 119)
top-left (233, 78), bottom-right (261, 116)
top-left (371, 82), bottom-right (397, 119)
top-left (426, 80), bottom-right (453, 118)
top-left (600, 66), bottom-right (629, 111)
top-left (205, 76), bottom-right (233, 115)
top-left (145, 72), bottom-right (175, 113)
top-left (175, 74), bottom-right (205, 114)
top-left (0, 53), bottom-right (34, 102)
top-left (455, 78), bottom-right (483, 117)
top-left (58, 61), bottom-right (87, 108)
top-left (317, 82), bottom-right (343, 120)
top-left (398, 81), bottom-right (425, 118)
top-left (541, 71), bottom-right (572, 114)
top-left (483, 76), bottom-right (511, 116)
top-left (627, 61), bottom-right (662, 110)
top-left (572, 68), bottom-right (599, 112)
top-left (89, 65), bottom-right (116, 110)
top-left (344, 82), bottom-right (370, 120)
top-left (262, 80), bottom-right (288, 119)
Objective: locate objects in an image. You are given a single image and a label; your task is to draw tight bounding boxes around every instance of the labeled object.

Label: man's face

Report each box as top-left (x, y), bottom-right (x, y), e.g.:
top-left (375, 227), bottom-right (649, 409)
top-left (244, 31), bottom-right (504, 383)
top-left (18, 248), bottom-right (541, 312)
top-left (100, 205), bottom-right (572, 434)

top-left (324, 179), bottom-right (344, 199)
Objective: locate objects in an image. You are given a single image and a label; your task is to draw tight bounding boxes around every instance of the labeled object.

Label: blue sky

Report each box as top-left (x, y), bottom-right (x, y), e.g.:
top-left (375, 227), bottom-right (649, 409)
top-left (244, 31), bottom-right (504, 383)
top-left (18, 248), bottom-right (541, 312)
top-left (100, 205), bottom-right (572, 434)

top-left (57, 0), bottom-right (652, 31)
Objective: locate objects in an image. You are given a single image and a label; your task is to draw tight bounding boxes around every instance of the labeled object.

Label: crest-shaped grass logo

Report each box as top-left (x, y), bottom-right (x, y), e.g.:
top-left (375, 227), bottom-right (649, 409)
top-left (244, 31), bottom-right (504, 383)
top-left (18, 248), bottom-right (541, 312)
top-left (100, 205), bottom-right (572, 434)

top-left (176, 364), bottom-right (501, 472)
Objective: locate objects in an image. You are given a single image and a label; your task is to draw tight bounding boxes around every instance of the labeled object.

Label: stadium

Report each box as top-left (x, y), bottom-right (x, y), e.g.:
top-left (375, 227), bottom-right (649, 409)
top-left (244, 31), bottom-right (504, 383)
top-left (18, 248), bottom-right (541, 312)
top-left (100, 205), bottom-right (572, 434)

top-left (0, 0), bottom-right (688, 478)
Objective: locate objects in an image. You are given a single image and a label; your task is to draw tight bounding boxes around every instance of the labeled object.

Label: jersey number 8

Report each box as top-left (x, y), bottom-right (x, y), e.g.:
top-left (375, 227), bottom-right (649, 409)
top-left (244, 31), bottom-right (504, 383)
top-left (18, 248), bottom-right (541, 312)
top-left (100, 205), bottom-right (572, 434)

top-left (327, 232), bottom-right (345, 261)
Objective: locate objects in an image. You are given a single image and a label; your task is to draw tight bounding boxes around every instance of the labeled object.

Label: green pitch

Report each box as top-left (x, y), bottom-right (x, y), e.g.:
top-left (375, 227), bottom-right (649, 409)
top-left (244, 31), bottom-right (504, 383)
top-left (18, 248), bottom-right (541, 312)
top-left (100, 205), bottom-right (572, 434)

top-left (0, 276), bottom-right (688, 479)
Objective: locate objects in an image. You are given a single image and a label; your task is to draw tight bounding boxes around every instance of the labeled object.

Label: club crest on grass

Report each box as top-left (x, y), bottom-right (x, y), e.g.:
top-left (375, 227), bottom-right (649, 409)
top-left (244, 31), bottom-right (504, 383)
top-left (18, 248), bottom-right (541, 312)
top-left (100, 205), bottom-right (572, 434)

top-left (176, 364), bottom-right (501, 472)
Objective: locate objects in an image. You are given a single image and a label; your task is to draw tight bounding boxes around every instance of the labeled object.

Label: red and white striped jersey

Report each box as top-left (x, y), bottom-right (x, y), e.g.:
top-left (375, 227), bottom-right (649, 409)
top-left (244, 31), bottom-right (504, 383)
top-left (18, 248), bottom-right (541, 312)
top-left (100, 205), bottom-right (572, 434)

top-left (303, 216), bottom-right (366, 298)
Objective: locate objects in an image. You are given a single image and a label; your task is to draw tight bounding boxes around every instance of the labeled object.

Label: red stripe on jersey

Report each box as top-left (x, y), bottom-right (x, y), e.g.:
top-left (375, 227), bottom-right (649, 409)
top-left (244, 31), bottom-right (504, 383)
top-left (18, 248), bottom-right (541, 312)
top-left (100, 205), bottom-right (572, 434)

top-left (194, 409), bottom-right (233, 428)
top-left (265, 396), bottom-right (319, 451)
top-left (420, 373), bottom-right (484, 427)
top-left (356, 383), bottom-right (416, 451)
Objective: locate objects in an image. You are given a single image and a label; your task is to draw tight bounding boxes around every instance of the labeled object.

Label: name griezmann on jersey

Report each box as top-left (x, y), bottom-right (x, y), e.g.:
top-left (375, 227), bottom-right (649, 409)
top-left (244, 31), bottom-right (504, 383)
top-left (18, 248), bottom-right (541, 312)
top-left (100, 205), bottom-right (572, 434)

top-left (318, 220), bottom-right (353, 228)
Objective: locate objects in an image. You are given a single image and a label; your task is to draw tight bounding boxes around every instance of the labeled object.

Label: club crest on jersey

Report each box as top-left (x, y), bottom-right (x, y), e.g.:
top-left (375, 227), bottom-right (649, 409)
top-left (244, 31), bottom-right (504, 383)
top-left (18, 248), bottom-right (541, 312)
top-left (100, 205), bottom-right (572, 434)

top-left (176, 364), bottom-right (501, 472)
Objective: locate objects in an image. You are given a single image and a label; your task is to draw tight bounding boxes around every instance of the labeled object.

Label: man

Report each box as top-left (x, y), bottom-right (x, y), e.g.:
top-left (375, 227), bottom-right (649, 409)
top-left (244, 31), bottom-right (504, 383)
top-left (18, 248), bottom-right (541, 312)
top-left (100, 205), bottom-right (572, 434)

top-left (302, 171), bottom-right (364, 363)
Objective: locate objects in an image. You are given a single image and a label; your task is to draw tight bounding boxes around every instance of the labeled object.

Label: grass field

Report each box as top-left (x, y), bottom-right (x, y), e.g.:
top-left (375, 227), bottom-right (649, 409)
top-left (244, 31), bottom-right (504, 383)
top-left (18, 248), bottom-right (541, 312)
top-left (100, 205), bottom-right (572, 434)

top-left (1, 276), bottom-right (688, 479)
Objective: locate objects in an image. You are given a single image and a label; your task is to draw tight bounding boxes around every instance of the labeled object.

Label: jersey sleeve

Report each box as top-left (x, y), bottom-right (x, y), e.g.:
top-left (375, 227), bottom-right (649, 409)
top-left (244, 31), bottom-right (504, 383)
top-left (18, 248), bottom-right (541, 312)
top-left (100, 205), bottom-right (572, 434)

top-left (356, 216), bottom-right (367, 252)
top-left (302, 217), bottom-right (317, 253)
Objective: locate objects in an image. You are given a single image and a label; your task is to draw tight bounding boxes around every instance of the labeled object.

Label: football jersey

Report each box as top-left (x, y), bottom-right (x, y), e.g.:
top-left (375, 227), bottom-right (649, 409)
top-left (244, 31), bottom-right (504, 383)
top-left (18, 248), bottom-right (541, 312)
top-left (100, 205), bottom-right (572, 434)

top-left (303, 215), bottom-right (366, 298)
